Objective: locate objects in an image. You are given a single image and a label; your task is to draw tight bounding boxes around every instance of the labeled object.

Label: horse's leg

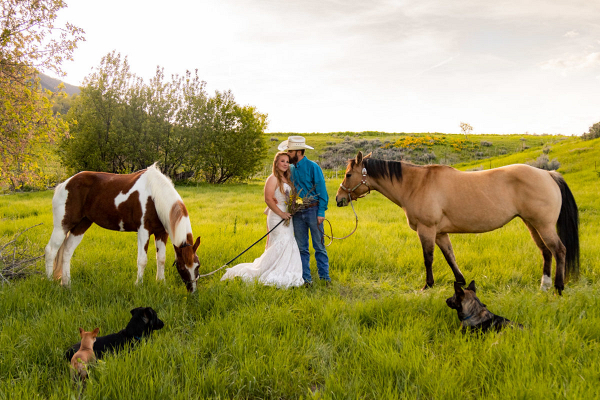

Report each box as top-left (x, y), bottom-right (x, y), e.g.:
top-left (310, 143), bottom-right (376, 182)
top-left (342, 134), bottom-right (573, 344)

top-left (533, 224), bottom-right (567, 295)
top-left (524, 221), bottom-right (554, 291)
top-left (135, 228), bottom-right (150, 285)
top-left (435, 233), bottom-right (466, 285)
top-left (45, 227), bottom-right (68, 280)
top-left (417, 226), bottom-right (436, 290)
top-left (59, 218), bottom-right (92, 287)
top-left (155, 232), bottom-right (168, 281)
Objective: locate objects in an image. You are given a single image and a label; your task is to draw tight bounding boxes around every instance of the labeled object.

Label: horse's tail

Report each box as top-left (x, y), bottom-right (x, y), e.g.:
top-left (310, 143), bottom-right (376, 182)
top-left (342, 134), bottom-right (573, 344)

top-left (52, 232), bottom-right (69, 280)
top-left (549, 172), bottom-right (579, 281)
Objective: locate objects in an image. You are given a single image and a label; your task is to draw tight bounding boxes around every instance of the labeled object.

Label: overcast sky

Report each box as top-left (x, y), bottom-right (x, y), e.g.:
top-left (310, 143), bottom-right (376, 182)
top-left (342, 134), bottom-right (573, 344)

top-left (56, 0), bottom-right (600, 135)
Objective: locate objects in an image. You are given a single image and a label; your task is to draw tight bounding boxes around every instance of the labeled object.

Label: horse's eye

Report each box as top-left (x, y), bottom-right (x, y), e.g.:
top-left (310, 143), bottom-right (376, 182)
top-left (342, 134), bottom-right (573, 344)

top-left (346, 174), bottom-right (351, 178)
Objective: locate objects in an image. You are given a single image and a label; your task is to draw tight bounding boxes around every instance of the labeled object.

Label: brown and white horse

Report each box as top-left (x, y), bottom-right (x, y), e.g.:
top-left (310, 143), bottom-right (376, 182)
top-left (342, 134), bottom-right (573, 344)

top-left (45, 164), bottom-right (202, 292)
top-left (336, 152), bottom-right (579, 294)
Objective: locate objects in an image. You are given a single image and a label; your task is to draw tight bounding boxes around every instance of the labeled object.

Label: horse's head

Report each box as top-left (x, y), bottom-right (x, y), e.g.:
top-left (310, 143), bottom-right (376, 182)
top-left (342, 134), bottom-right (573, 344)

top-left (173, 236), bottom-right (201, 292)
top-left (336, 151), bottom-right (372, 207)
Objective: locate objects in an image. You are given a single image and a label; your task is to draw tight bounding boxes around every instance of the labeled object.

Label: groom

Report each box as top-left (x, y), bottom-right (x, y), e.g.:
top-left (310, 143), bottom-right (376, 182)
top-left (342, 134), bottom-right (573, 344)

top-left (279, 136), bottom-right (331, 287)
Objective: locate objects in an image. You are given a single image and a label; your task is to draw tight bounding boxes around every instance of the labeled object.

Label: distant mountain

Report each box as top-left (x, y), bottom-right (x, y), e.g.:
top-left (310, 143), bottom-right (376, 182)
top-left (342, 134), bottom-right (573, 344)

top-left (38, 72), bottom-right (80, 95)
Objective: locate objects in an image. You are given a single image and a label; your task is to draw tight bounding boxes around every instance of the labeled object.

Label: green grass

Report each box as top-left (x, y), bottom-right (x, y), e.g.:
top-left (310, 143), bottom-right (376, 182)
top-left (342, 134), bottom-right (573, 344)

top-left (1, 137), bottom-right (600, 398)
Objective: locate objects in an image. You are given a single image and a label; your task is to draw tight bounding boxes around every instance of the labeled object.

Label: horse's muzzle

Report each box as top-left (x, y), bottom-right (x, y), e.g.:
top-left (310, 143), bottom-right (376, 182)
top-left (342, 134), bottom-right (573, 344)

top-left (336, 197), bottom-right (348, 207)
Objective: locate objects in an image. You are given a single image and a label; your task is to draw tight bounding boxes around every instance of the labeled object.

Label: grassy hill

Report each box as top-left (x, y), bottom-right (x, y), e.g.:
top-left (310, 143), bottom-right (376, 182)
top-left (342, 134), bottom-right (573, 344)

top-left (260, 132), bottom-right (576, 179)
top-left (0, 135), bottom-right (599, 398)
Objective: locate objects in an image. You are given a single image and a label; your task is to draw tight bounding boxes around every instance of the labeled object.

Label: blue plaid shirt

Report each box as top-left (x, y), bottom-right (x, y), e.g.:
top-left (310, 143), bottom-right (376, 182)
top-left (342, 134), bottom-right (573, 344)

top-left (290, 156), bottom-right (328, 217)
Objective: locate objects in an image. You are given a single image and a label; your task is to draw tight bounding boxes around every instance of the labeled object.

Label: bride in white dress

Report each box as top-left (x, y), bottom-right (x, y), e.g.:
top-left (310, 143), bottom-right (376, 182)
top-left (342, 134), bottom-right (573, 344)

top-left (221, 152), bottom-right (304, 288)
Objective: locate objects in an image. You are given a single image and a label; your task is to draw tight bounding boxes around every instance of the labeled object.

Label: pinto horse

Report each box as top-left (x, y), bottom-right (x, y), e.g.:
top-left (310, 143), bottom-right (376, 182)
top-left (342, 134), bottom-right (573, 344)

top-left (336, 152), bottom-right (579, 294)
top-left (45, 164), bottom-right (202, 292)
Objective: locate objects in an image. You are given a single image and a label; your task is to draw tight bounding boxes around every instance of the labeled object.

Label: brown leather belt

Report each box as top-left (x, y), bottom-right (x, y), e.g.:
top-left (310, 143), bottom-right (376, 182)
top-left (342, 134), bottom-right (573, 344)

top-left (305, 202), bottom-right (318, 209)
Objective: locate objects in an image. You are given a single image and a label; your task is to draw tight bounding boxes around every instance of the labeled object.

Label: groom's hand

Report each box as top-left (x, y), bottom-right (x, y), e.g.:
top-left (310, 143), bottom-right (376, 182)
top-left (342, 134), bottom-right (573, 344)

top-left (317, 216), bottom-right (325, 225)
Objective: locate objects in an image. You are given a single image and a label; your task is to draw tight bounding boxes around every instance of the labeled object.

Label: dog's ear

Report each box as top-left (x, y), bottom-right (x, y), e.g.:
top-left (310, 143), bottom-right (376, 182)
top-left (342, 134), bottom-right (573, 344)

top-left (130, 307), bottom-right (143, 316)
top-left (141, 308), bottom-right (153, 324)
top-left (466, 280), bottom-right (476, 293)
top-left (92, 327), bottom-right (100, 337)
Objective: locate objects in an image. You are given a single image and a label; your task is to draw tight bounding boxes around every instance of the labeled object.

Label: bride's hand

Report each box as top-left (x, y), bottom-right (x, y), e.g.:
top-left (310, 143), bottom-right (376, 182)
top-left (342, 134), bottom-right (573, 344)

top-left (281, 212), bottom-right (292, 220)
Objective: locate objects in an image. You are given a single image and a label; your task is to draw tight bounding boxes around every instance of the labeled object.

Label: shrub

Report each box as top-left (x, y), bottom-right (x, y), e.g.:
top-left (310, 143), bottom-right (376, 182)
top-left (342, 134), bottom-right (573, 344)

top-left (480, 141), bottom-right (493, 147)
top-left (582, 121), bottom-right (600, 140)
top-left (542, 145), bottom-right (551, 154)
top-left (527, 154), bottom-right (560, 170)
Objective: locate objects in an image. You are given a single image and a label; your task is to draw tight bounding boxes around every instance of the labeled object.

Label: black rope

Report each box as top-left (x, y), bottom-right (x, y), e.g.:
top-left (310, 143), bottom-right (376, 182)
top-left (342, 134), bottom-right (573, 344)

top-left (196, 218), bottom-right (286, 278)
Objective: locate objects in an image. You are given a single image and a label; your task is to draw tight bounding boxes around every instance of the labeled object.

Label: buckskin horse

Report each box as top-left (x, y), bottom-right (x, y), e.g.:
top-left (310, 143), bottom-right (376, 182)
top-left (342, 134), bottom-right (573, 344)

top-left (336, 151), bottom-right (579, 294)
top-left (45, 164), bottom-right (202, 292)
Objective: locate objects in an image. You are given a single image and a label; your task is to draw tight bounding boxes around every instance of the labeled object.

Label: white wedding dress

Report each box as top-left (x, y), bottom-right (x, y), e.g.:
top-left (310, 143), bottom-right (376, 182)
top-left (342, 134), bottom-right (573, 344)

top-left (221, 183), bottom-right (304, 288)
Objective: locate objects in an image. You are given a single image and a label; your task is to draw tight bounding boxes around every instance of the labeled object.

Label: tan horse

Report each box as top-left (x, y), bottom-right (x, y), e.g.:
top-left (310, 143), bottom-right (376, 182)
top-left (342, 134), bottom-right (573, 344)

top-left (336, 152), bottom-right (579, 294)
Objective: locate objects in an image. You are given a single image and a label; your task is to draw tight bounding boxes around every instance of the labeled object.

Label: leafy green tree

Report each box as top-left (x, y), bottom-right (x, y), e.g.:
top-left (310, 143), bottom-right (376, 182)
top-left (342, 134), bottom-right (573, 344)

top-left (1, 0), bottom-right (84, 190)
top-left (582, 122), bottom-right (600, 140)
top-left (195, 90), bottom-right (268, 183)
top-left (60, 51), bottom-right (133, 173)
top-left (61, 51), bottom-right (266, 182)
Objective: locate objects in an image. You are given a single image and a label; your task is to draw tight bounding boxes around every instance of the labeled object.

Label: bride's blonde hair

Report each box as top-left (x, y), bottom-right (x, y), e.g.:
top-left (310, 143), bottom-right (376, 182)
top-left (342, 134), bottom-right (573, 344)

top-left (272, 152), bottom-right (291, 194)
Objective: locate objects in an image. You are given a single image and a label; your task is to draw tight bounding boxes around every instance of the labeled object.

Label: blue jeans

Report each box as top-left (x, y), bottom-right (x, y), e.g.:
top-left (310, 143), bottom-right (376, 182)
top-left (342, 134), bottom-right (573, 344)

top-left (293, 207), bottom-right (330, 282)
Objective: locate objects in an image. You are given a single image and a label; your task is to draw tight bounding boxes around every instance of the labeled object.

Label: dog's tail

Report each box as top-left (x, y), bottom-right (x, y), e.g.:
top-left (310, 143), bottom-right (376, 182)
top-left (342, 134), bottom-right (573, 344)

top-left (550, 171), bottom-right (580, 281)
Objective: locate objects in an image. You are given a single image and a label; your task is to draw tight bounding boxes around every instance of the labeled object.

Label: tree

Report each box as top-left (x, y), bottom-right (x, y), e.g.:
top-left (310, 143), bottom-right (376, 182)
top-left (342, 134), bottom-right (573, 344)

top-left (459, 122), bottom-right (473, 139)
top-left (194, 90), bottom-right (268, 183)
top-left (60, 52), bottom-right (133, 173)
top-left (1, 0), bottom-right (84, 189)
top-left (582, 121), bottom-right (600, 140)
top-left (61, 51), bottom-right (267, 182)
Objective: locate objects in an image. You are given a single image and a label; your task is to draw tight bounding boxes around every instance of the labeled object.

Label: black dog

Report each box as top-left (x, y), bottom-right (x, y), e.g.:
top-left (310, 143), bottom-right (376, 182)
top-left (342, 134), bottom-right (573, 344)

top-left (65, 307), bottom-right (164, 360)
top-left (446, 281), bottom-right (522, 333)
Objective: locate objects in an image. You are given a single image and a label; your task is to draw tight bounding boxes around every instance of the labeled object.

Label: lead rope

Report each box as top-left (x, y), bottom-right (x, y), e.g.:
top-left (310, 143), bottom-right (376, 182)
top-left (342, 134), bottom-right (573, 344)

top-left (196, 219), bottom-right (285, 278)
top-left (322, 196), bottom-right (359, 247)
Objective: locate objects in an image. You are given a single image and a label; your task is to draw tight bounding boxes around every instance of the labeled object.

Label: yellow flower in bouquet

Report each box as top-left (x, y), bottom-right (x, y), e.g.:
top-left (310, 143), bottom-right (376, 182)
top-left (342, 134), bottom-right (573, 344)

top-left (283, 185), bottom-right (317, 226)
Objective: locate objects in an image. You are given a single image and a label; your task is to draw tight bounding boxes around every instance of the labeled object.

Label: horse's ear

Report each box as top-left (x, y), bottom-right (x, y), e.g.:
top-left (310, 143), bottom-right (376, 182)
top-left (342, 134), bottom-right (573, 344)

top-left (453, 281), bottom-right (464, 294)
top-left (364, 152), bottom-right (372, 159)
top-left (193, 236), bottom-right (201, 252)
top-left (79, 327), bottom-right (84, 336)
top-left (355, 151), bottom-right (363, 165)
top-left (467, 280), bottom-right (476, 292)
top-left (92, 327), bottom-right (100, 337)
top-left (173, 244), bottom-right (182, 256)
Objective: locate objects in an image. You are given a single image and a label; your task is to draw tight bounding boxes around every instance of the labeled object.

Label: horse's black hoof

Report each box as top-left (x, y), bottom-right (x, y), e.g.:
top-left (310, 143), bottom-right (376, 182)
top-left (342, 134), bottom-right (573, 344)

top-left (421, 283), bottom-right (434, 291)
top-left (555, 287), bottom-right (563, 296)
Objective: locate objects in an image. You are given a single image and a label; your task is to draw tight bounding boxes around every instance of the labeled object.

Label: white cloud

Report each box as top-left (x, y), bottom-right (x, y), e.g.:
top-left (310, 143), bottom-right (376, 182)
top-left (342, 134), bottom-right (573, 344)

top-left (540, 52), bottom-right (600, 72)
top-left (564, 30), bottom-right (580, 38)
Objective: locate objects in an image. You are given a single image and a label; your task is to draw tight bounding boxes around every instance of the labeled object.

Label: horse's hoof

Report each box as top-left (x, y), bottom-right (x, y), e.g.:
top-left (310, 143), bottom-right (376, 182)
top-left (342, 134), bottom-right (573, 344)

top-left (421, 283), bottom-right (433, 291)
top-left (555, 287), bottom-right (563, 296)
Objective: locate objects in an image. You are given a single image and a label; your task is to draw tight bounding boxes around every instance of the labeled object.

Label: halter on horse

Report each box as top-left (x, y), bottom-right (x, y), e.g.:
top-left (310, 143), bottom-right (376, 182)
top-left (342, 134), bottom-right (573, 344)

top-left (45, 164), bottom-right (201, 292)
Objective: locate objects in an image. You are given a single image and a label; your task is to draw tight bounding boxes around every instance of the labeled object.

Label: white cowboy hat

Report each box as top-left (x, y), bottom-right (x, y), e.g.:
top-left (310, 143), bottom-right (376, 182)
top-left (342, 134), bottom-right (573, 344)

top-left (278, 136), bottom-right (314, 151)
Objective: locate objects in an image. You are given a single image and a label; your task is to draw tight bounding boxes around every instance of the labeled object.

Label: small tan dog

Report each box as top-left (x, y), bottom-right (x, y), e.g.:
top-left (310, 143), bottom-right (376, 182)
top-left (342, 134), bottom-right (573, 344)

top-left (70, 327), bottom-right (99, 381)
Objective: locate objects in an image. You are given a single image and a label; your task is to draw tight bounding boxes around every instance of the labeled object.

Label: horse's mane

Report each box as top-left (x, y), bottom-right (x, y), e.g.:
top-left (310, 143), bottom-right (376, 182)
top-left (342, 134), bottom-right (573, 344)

top-left (145, 163), bottom-right (191, 246)
top-left (351, 158), bottom-right (403, 182)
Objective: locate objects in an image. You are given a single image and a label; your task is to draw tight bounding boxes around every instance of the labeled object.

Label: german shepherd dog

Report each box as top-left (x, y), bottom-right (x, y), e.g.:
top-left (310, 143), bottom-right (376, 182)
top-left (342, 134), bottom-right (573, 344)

top-left (446, 281), bottom-right (522, 333)
top-left (65, 307), bottom-right (164, 360)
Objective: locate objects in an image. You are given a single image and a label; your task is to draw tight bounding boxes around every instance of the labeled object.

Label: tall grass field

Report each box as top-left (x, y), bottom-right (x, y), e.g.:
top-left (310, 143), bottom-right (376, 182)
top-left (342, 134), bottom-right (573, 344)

top-left (1, 136), bottom-right (600, 399)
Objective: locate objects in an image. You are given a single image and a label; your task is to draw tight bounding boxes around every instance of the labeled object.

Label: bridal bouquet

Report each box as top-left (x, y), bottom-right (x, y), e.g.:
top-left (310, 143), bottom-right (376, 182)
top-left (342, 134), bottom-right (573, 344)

top-left (283, 185), bottom-right (318, 226)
